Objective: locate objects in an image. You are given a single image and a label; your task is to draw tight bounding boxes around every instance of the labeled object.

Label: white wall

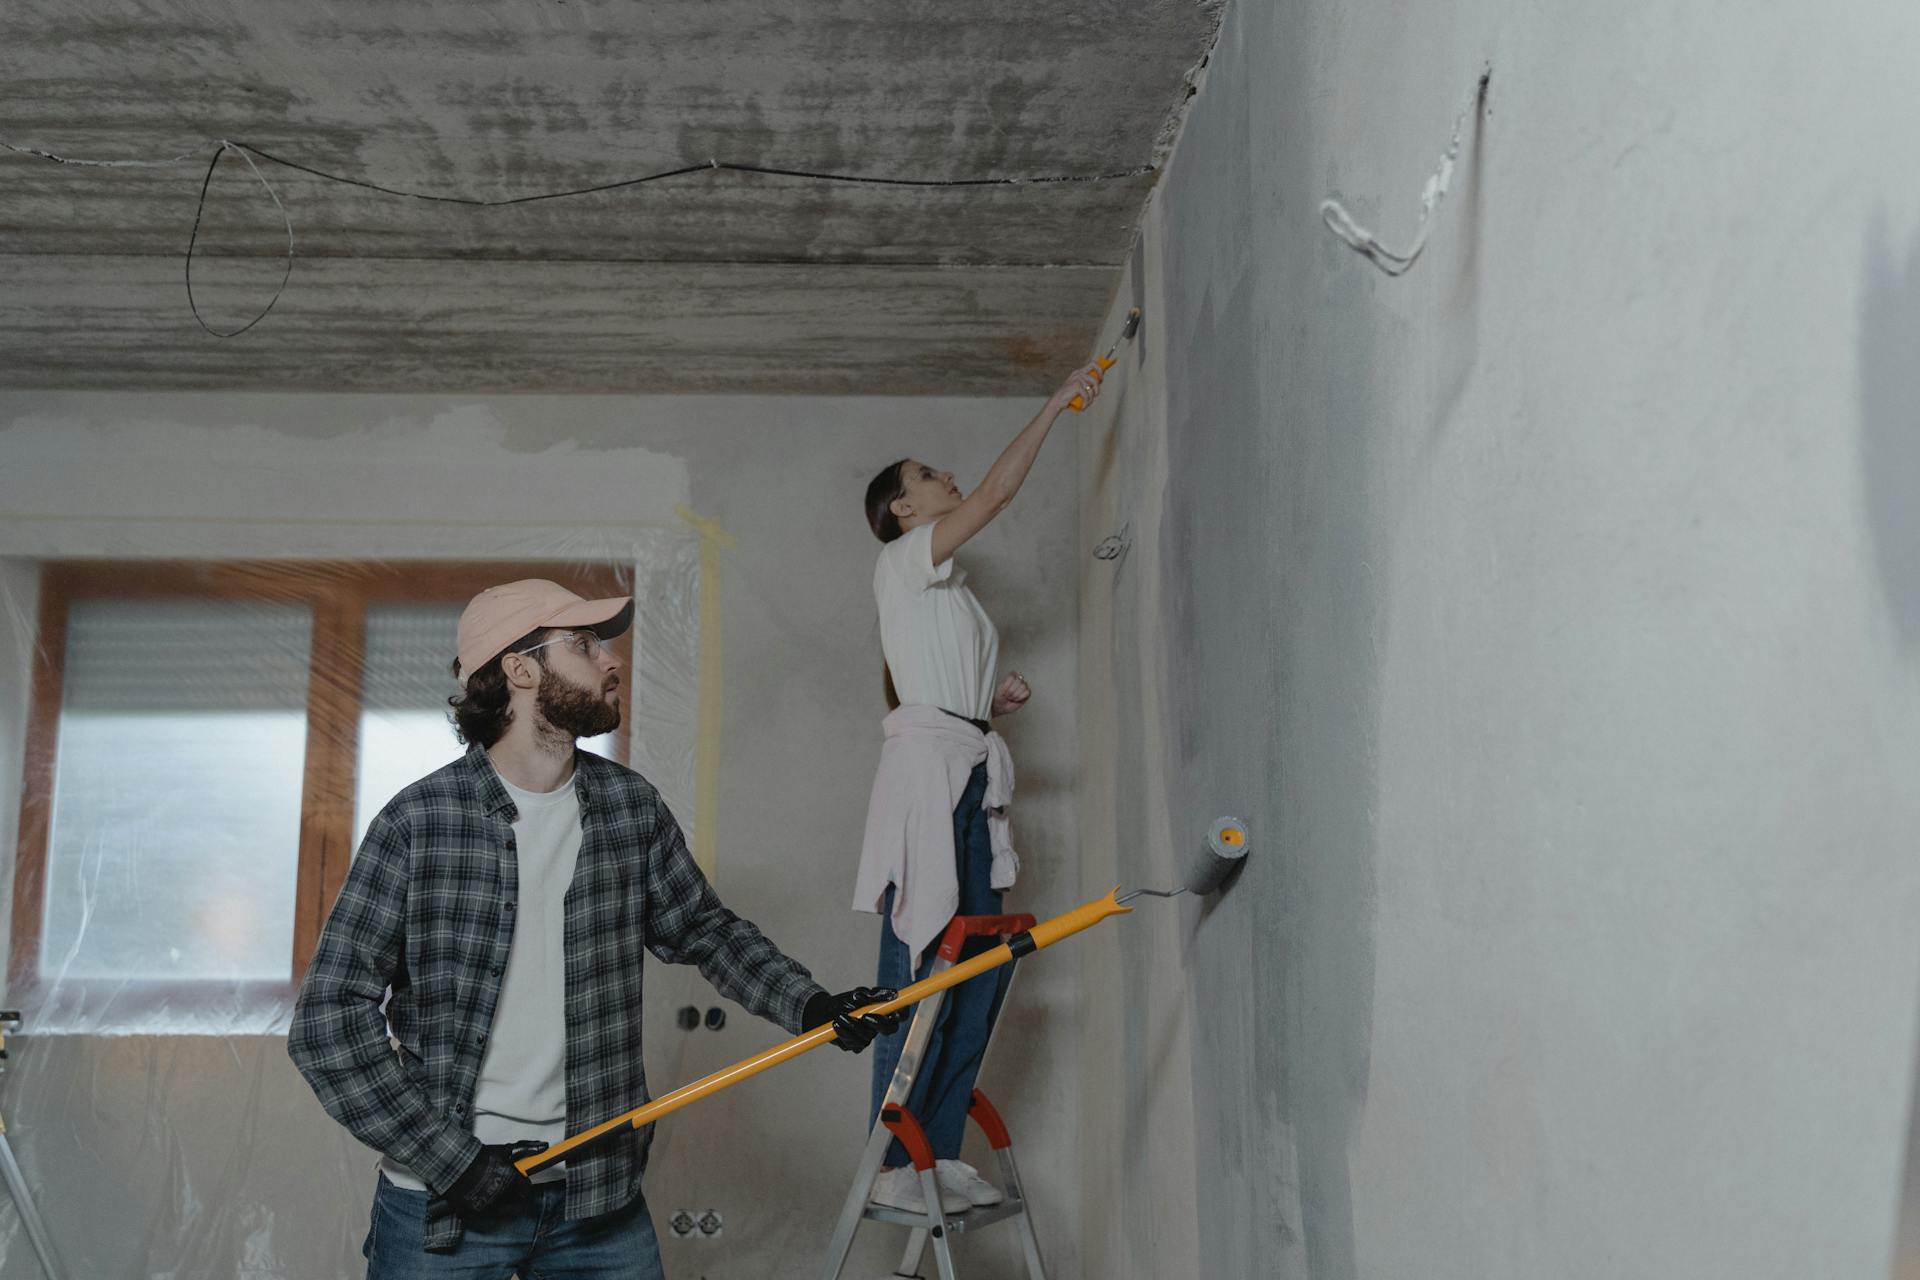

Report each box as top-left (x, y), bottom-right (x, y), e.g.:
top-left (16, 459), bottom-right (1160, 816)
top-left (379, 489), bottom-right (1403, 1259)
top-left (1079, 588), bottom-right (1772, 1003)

top-left (1079, 1), bottom-right (1920, 1277)
top-left (0, 390), bottom-right (1081, 1279)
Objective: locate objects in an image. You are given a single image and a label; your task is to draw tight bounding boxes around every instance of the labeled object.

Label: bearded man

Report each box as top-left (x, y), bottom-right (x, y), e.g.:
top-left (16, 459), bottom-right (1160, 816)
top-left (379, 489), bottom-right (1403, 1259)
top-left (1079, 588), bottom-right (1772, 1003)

top-left (290, 580), bottom-right (893, 1280)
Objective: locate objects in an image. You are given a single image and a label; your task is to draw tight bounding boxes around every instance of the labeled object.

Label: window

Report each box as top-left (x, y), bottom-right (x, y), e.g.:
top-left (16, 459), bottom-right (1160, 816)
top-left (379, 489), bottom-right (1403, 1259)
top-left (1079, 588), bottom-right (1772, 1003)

top-left (44, 600), bottom-right (314, 983)
top-left (10, 561), bottom-right (632, 1023)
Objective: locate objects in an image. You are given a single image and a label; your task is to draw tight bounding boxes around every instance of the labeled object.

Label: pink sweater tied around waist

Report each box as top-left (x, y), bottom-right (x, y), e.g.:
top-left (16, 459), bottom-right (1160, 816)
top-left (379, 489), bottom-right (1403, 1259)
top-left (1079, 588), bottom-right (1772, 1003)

top-left (853, 705), bottom-right (1018, 958)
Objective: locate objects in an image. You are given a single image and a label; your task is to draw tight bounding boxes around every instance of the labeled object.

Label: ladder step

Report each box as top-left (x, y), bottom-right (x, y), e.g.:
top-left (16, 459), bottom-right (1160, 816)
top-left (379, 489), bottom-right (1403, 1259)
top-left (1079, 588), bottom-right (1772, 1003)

top-left (861, 1198), bottom-right (1029, 1234)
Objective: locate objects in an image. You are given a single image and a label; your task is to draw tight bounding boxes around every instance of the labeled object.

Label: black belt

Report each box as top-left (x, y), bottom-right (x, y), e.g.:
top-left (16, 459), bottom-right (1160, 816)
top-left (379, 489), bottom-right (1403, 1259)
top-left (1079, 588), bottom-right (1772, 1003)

top-left (940, 707), bottom-right (992, 735)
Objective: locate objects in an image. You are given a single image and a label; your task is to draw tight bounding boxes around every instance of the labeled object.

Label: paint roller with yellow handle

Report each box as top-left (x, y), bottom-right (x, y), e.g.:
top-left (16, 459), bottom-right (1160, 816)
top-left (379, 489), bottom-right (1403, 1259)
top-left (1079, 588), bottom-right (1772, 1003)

top-left (1066, 307), bottom-right (1142, 412)
top-left (514, 817), bottom-right (1249, 1179)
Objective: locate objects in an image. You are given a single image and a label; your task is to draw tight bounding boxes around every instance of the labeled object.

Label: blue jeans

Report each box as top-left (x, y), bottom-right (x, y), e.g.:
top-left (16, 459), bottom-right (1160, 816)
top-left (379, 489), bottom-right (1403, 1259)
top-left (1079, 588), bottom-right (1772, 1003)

top-left (868, 763), bottom-right (1012, 1166)
top-left (364, 1175), bottom-right (665, 1280)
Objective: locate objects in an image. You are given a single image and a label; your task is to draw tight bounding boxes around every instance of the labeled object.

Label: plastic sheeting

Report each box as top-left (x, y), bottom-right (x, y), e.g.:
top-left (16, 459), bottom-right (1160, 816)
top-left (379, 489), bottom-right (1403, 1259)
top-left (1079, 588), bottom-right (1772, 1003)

top-left (0, 532), bottom-right (706, 1277)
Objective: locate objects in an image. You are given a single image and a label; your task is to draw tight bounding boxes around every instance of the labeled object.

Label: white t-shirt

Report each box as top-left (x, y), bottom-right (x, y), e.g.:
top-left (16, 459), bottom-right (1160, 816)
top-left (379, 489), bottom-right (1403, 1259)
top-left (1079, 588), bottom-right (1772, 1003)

top-left (380, 770), bottom-right (583, 1190)
top-left (875, 522), bottom-right (1000, 721)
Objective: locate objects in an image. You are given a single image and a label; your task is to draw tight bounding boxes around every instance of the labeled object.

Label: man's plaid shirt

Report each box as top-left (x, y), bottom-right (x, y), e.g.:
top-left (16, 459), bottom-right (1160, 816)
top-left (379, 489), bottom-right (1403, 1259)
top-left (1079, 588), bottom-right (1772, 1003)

top-left (288, 743), bottom-right (827, 1250)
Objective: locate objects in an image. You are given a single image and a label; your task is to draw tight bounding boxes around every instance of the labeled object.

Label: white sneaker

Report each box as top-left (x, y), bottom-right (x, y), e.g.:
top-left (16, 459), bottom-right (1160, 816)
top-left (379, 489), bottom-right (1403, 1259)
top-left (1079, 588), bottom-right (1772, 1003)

top-left (870, 1166), bottom-right (968, 1215)
top-left (935, 1159), bottom-right (1004, 1207)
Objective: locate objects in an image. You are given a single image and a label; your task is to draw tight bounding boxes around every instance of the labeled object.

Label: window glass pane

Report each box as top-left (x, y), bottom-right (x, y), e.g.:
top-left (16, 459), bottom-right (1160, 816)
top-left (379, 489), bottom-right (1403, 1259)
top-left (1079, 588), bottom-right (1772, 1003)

top-left (44, 600), bottom-right (312, 982)
top-left (355, 606), bottom-right (613, 846)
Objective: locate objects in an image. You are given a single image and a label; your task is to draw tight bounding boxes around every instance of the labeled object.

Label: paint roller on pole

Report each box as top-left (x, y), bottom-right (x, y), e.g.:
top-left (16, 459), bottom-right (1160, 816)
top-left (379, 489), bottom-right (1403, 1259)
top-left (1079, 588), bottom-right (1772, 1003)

top-left (1117, 815), bottom-right (1249, 904)
top-left (1066, 307), bottom-right (1142, 412)
top-left (514, 816), bottom-right (1251, 1179)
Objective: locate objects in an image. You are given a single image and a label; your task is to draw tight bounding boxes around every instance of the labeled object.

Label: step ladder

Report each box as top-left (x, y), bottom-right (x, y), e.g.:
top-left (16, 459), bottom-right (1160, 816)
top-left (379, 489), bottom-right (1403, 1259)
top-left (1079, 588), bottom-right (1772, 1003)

top-left (818, 913), bottom-right (1047, 1280)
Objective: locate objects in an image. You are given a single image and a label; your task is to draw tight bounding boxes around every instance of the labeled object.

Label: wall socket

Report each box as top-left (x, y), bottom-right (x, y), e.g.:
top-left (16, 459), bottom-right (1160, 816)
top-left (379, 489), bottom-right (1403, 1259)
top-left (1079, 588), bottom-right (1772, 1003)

top-left (668, 1208), bottom-right (725, 1239)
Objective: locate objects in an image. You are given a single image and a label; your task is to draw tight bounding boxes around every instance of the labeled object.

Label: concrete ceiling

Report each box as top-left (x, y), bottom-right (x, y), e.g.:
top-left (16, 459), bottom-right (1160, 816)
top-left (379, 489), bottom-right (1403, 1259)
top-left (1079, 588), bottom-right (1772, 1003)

top-left (0, 2), bottom-right (1221, 396)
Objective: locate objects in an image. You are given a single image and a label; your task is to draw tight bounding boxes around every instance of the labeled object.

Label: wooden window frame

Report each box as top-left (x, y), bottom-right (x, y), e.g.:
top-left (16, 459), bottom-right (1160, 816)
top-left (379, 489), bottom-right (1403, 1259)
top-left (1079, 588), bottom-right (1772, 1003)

top-left (9, 559), bottom-right (634, 1016)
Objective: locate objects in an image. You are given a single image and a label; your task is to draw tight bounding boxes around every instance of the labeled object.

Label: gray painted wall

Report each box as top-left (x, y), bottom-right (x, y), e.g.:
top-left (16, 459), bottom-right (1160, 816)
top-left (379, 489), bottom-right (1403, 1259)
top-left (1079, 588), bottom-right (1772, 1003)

top-left (1078, 1), bottom-right (1920, 1277)
top-left (0, 390), bottom-right (1080, 1278)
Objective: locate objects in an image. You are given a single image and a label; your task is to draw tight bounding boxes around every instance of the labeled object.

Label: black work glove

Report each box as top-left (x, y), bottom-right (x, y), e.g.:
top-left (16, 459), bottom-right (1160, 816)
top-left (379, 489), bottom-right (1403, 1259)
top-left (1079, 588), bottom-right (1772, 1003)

top-left (803, 986), bottom-right (901, 1054)
top-left (441, 1140), bottom-right (543, 1219)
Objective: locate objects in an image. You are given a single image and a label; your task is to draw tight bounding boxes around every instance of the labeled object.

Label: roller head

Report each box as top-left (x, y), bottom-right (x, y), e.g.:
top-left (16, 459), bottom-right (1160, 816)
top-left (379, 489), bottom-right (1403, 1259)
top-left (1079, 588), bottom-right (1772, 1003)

top-left (1182, 816), bottom-right (1249, 896)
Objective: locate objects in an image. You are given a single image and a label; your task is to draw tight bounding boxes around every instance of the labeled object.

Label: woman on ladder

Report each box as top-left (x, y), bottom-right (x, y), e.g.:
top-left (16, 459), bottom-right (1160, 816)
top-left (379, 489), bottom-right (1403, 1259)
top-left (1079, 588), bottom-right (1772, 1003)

top-left (852, 361), bottom-right (1103, 1215)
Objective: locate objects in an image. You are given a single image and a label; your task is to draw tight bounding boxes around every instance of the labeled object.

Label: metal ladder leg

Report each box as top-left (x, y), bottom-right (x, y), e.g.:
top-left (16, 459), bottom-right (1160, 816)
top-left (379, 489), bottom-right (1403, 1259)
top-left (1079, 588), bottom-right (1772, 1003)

top-left (917, 1165), bottom-right (958, 1280)
top-left (896, 1226), bottom-right (928, 1277)
top-left (0, 1113), bottom-right (65, 1280)
top-left (821, 1120), bottom-right (903, 1278)
top-left (967, 1090), bottom-right (1046, 1280)
top-left (818, 974), bottom-right (953, 1280)
top-left (884, 1105), bottom-right (957, 1280)
top-left (995, 1145), bottom-right (1047, 1280)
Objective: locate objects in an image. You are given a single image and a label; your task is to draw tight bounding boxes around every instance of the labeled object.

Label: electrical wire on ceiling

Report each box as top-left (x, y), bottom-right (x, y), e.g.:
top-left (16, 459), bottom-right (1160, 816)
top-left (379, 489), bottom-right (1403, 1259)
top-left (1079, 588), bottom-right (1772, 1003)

top-left (4, 136), bottom-right (1157, 337)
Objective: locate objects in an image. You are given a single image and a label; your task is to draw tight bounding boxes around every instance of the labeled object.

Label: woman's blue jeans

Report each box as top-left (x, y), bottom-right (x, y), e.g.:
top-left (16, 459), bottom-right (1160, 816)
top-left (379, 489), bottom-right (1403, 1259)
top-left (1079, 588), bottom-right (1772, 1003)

top-left (868, 762), bottom-right (1012, 1167)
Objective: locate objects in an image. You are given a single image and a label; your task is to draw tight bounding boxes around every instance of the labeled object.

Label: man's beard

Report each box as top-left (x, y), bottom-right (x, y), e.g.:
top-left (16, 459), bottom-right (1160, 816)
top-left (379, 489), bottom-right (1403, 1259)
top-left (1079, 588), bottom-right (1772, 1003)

top-left (535, 666), bottom-right (621, 740)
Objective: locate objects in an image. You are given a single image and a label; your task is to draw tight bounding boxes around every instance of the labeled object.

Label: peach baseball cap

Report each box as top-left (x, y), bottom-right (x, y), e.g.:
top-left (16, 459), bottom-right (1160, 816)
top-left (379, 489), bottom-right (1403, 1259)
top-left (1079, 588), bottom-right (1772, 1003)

top-left (455, 579), bottom-right (634, 678)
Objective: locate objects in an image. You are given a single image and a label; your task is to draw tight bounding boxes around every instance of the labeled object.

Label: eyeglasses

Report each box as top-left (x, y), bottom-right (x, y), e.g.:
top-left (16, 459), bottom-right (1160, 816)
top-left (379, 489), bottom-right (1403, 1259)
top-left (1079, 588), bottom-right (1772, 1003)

top-left (516, 631), bottom-right (610, 662)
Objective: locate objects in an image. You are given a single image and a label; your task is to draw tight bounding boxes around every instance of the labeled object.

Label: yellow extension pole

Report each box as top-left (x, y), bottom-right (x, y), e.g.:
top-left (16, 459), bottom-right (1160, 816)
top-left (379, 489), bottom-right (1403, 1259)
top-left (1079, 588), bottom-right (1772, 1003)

top-left (516, 888), bottom-right (1135, 1177)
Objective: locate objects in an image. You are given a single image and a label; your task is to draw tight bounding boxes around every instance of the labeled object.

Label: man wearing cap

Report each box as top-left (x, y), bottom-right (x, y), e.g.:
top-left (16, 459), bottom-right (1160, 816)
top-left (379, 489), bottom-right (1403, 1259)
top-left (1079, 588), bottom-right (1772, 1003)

top-left (290, 579), bottom-right (896, 1279)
